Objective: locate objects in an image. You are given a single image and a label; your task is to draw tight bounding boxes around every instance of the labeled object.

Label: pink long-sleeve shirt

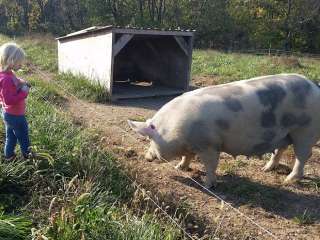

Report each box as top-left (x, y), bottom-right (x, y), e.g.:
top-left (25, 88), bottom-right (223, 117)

top-left (0, 70), bottom-right (28, 116)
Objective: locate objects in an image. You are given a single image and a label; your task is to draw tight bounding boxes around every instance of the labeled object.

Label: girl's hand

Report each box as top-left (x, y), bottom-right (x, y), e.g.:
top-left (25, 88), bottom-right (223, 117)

top-left (18, 78), bottom-right (28, 85)
top-left (25, 81), bottom-right (31, 88)
top-left (21, 85), bottom-right (30, 93)
top-left (16, 78), bottom-right (31, 88)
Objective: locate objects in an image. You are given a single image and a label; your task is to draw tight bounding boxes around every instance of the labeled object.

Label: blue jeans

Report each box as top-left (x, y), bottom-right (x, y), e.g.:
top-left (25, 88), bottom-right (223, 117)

top-left (2, 112), bottom-right (30, 158)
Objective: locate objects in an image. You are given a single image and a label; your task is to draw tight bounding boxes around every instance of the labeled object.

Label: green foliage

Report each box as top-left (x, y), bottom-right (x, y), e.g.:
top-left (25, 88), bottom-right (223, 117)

top-left (0, 160), bottom-right (31, 211)
top-left (0, 211), bottom-right (32, 240)
top-left (293, 209), bottom-right (315, 225)
top-left (1, 1), bottom-right (320, 52)
top-left (47, 195), bottom-right (181, 240)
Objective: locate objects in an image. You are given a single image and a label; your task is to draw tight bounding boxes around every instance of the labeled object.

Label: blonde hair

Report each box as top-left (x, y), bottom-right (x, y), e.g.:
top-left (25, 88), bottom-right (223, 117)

top-left (0, 42), bottom-right (25, 71)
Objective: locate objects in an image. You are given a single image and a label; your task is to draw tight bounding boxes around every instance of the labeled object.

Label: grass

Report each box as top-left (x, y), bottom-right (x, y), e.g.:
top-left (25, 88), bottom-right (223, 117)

top-left (19, 34), bottom-right (58, 72)
top-left (192, 50), bottom-right (320, 84)
top-left (0, 35), bottom-right (188, 239)
top-left (293, 209), bottom-right (315, 225)
top-left (0, 211), bottom-right (32, 240)
top-left (299, 177), bottom-right (320, 193)
top-left (56, 73), bottom-right (109, 102)
top-left (219, 159), bottom-right (248, 176)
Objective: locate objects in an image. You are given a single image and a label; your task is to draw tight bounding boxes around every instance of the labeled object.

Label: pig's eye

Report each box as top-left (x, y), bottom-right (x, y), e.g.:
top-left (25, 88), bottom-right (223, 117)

top-left (150, 124), bottom-right (155, 130)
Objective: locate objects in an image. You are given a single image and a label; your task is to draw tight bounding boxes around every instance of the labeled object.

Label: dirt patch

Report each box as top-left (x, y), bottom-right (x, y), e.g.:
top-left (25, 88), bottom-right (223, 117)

top-left (192, 75), bottom-right (224, 87)
top-left (271, 56), bottom-right (303, 69)
top-left (47, 73), bottom-right (319, 239)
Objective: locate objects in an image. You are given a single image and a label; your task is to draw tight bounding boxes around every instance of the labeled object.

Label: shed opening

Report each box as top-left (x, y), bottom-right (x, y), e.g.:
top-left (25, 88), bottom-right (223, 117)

top-left (112, 34), bottom-right (192, 100)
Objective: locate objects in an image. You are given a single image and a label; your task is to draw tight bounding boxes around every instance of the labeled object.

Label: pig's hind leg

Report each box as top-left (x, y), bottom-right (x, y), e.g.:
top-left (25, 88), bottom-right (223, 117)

top-left (284, 129), bottom-right (317, 184)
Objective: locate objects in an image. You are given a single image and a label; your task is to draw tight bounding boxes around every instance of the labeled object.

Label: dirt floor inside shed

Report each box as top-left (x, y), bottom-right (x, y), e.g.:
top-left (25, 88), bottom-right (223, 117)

top-left (63, 75), bottom-right (320, 240)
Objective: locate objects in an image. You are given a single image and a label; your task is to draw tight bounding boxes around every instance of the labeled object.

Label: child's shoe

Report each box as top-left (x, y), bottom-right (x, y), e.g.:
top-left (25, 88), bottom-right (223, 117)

top-left (23, 147), bottom-right (36, 159)
top-left (5, 154), bottom-right (16, 161)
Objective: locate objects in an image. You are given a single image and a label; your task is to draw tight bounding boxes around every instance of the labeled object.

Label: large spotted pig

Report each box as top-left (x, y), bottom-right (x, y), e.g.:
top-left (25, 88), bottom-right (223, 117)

top-left (128, 74), bottom-right (319, 188)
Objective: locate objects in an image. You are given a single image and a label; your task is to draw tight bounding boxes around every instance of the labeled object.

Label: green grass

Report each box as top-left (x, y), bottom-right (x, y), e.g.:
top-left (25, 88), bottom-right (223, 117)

top-left (0, 211), bottom-right (32, 240)
top-left (19, 34), bottom-right (58, 72)
top-left (293, 209), bottom-right (315, 225)
top-left (219, 159), bottom-right (248, 176)
top-left (56, 73), bottom-right (109, 102)
top-left (0, 35), bottom-right (188, 239)
top-left (192, 50), bottom-right (320, 84)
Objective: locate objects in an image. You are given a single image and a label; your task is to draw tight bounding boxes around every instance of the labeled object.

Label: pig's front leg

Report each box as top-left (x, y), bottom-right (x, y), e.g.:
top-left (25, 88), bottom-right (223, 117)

top-left (199, 149), bottom-right (220, 188)
top-left (175, 155), bottom-right (192, 171)
top-left (262, 147), bottom-right (287, 172)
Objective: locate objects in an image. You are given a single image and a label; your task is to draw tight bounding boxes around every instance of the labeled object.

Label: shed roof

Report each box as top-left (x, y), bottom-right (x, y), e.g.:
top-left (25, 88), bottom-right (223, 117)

top-left (56, 25), bottom-right (195, 41)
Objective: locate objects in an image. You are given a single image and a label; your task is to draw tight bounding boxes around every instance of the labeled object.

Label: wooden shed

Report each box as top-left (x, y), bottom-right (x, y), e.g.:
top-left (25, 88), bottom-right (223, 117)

top-left (56, 25), bottom-right (195, 101)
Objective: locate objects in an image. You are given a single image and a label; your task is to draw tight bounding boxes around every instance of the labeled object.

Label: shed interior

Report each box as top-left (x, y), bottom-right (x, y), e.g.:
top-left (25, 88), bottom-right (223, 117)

top-left (112, 33), bottom-right (192, 100)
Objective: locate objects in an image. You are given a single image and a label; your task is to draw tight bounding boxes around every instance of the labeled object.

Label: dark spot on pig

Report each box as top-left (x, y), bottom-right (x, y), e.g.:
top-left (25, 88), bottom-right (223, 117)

top-left (223, 97), bottom-right (243, 112)
top-left (215, 119), bottom-right (230, 130)
top-left (281, 113), bottom-right (312, 128)
top-left (187, 121), bottom-right (213, 151)
top-left (262, 131), bottom-right (276, 142)
top-left (288, 80), bottom-right (311, 108)
top-left (256, 83), bottom-right (286, 110)
top-left (275, 135), bottom-right (293, 149)
top-left (280, 113), bottom-right (297, 128)
top-left (297, 114), bottom-right (311, 127)
top-left (261, 110), bottom-right (276, 128)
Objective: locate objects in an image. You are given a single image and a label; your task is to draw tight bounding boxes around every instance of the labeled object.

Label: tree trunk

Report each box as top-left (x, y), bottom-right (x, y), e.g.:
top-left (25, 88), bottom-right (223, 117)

top-left (18, 0), bottom-right (30, 31)
top-left (137, 0), bottom-right (144, 21)
top-left (284, 0), bottom-right (292, 51)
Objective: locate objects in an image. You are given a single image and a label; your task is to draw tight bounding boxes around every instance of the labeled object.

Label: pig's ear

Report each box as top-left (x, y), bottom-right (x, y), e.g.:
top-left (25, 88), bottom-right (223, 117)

top-left (127, 120), bottom-right (155, 137)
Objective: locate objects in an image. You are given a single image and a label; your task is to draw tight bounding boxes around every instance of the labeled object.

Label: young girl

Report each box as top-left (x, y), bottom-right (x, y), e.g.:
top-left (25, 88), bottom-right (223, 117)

top-left (0, 42), bottom-right (31, 160)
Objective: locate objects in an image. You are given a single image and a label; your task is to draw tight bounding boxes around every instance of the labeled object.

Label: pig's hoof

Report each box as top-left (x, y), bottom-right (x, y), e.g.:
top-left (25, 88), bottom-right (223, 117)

top-left (283, 173), bottom-right (302, 185)
top-left (204, 179), bottom-right (217, 189)
top-left (145, 152), bottom-right (154, 162)
top-left (204, 182), bottom-right (217, 189)
top-left (175, 163), bottom-right (190, 171)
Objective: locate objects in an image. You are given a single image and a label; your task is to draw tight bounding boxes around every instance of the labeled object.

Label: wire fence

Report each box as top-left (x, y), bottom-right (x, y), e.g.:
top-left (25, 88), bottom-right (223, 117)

top-left (29, 66), bottom-right (201, 240)
top-left (229, 48), bottom-right (320, 59)
top-left (30, 64), bottom-right (280, 240)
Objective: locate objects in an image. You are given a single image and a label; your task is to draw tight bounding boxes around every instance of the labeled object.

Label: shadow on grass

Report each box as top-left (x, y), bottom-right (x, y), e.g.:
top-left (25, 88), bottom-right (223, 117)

top-left (171, 173), bottom-right (320, 223)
